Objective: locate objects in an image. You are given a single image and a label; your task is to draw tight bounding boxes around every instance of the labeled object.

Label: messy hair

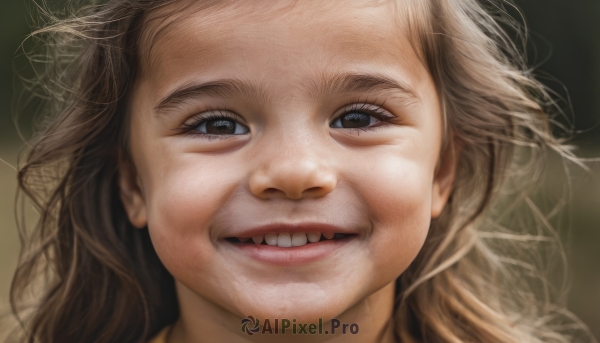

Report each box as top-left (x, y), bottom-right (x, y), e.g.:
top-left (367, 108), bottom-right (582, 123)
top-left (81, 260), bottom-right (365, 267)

top-left (6, 0), bottom-right (595, 342)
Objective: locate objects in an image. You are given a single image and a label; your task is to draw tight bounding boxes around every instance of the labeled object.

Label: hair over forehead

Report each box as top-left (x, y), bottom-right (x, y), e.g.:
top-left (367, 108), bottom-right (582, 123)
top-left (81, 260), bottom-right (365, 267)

top-left (136, 0), bottom-right (432, 79)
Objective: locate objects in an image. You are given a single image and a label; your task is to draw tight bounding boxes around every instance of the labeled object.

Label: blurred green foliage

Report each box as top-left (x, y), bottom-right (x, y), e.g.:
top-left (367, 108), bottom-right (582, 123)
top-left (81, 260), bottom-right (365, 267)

top-left (517, 0), bottom-right (600, 145)
top-left (0, 1), bottom-right (31, 144)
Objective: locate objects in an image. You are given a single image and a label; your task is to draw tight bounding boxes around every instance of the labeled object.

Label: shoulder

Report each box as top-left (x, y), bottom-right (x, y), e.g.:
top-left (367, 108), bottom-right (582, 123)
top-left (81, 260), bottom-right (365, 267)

top-left (148, 326), bottom-right (172, 343)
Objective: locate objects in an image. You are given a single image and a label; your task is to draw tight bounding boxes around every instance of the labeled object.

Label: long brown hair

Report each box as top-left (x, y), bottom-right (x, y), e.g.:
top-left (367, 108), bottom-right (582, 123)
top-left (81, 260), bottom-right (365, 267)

top-left (7, 0), bottom-right (595, 342)
top-left (10, 1), bottom-right (178, 342)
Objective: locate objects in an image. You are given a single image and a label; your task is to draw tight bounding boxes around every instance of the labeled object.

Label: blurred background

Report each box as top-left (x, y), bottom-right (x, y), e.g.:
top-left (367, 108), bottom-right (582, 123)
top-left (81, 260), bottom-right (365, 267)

top-left (0, 0), bottom-right (598, 340)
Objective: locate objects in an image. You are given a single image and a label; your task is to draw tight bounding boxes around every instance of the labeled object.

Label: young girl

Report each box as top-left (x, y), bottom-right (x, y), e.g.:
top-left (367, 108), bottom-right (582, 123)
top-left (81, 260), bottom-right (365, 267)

top-left (8, 0), bottom-right (595, 342)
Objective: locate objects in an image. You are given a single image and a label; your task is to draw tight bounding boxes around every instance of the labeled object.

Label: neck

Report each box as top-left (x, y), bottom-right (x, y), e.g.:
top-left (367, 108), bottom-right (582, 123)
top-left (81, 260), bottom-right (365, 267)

top-left (168, 281), bottom-right (397, 343)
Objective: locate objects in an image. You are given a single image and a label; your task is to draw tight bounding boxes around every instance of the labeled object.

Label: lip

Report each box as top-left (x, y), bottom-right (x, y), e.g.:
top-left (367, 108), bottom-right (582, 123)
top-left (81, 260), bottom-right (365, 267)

top-left (220, 222), bottom-right (361, 266)
top-left (223, 222), bottom-right (358, 239)
top-left (224, 235), bottom-right (356, 266)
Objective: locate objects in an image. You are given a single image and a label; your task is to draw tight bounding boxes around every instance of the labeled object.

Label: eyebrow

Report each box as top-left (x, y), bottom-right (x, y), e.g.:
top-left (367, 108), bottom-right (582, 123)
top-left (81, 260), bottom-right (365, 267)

top-left (313, 72), bottom-right (419, 101)
top-left (154, 72), bottom-right (419, 115)
top-left (154, 79), bottom-right (265, 113)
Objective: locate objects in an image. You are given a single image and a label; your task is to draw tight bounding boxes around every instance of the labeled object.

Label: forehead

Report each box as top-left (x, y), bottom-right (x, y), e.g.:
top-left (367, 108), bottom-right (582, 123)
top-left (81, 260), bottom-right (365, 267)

top-left (137, 0), bottom-right (427, 96)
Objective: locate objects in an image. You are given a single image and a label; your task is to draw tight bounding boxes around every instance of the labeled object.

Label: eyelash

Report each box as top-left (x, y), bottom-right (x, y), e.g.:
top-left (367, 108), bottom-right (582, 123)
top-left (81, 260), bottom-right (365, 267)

top-left (332, 103), bottom-right (396, 135)
top-left (175, 110), bottom-right (243, 140)
top-left (174, 103), bottom-right (397, 139)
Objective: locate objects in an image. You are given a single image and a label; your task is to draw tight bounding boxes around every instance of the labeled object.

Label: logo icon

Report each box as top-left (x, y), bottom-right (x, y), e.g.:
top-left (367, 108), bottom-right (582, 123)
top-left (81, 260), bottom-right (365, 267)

top-left (241, 315), bottom-right (261, 335)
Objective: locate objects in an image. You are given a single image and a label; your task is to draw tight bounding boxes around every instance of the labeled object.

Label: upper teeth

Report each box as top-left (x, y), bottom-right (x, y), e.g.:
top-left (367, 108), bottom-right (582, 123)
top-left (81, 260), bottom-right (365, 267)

top-left (240, 232), bottom-right (335, 247)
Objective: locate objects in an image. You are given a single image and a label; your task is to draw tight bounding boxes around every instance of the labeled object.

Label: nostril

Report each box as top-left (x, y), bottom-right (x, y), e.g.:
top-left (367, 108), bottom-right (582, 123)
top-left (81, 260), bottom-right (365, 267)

top-left (258, 186), bottom-right (329, 200)
top-left (304, 187), bottom-right (323, 194)
top-left (248, 166), bottom-right (337, 200)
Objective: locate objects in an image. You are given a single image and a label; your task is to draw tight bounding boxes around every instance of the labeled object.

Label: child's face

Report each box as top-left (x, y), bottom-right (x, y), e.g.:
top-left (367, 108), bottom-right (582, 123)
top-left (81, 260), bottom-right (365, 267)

top-left (121, 0), bottom-right (455, 326)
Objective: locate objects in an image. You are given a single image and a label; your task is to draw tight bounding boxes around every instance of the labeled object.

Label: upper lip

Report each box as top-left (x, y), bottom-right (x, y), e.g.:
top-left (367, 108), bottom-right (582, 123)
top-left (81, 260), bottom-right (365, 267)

top-left (224, 222), bottom-right (358, 239)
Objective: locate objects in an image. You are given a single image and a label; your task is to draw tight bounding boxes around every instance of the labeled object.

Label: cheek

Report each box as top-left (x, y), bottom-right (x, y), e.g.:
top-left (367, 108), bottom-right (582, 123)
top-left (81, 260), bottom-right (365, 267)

top-left (351, 150), bottom-right (433, 274)
top-left (143, 157), bottom-right (236, 271)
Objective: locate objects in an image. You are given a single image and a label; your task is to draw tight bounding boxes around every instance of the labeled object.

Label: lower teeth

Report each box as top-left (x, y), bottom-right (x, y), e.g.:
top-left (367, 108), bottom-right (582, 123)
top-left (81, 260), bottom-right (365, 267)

top-left (229, 233), bottom-right (351, 244)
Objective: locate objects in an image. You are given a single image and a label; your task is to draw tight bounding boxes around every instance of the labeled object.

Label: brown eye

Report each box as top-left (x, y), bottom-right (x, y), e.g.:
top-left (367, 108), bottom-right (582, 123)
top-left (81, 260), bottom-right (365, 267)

top-left (193, 115), bottom-right (249, 135)
top-left (341, 113), bottom-right (370, 128)
top-left (206, 119), bottom-right (236, 134)
top-left (331, 111), bottom-right (380, 129)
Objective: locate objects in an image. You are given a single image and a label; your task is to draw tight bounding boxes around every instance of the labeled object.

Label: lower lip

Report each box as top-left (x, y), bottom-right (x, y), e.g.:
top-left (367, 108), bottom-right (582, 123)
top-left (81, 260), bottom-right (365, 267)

top-left (224, 237), bottom-right (355, 266)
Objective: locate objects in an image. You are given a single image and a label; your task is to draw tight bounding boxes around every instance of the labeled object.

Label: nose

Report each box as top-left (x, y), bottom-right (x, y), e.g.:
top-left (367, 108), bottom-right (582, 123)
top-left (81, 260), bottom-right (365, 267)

top-left (248, 146), bottom-right (337, 200)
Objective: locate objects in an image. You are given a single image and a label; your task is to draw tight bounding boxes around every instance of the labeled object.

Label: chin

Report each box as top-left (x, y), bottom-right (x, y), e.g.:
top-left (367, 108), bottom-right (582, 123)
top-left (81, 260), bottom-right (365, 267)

top-left (236, 291), bottom-right (349, 324)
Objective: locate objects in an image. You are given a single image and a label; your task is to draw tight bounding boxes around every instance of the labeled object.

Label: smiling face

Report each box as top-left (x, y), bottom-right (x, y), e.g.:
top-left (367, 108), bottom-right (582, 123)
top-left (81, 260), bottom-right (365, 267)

top-left (119, 0), bottom-right (455, 339)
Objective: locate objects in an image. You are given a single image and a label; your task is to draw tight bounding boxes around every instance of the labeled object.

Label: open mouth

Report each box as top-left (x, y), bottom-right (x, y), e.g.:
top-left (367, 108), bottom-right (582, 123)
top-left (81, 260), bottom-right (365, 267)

top-left (224, 232), bottom-right (355, 248)
top-left (223, 229), bottom-right (359, 265)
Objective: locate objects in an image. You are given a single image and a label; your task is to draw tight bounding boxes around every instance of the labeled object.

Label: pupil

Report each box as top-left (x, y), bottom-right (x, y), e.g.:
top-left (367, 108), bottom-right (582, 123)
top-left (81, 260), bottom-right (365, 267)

top-left (341, 112), bottom-right (370, 128)
top-left (206, 119), bottom-right (235, 134)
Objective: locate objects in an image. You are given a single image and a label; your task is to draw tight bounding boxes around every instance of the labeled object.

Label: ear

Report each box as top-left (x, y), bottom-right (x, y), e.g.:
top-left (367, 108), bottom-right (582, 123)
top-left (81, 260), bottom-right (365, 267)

top-left (431, 139), bottom-right (461, 218)
top-left (117, 150), bottom-right (148, 228)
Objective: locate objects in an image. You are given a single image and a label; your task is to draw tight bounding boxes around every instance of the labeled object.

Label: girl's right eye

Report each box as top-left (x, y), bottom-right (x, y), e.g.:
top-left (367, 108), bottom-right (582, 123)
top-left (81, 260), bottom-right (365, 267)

top-left (179, 111), bottom-right (250, 137)
top-left (197, 118), bottom-right (249, 135)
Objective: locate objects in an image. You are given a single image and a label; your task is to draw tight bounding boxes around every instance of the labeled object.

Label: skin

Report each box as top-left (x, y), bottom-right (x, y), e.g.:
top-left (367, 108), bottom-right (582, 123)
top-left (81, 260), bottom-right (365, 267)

top-left (119, 1), bottom-right (457, 342)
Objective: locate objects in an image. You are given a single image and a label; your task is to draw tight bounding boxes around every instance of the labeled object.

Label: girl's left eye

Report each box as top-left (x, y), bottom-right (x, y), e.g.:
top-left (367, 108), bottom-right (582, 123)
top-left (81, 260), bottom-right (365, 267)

top-left (330, 112), bottom-right (380, 129)
top-left (330, 104), bottom-right (394, 130)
